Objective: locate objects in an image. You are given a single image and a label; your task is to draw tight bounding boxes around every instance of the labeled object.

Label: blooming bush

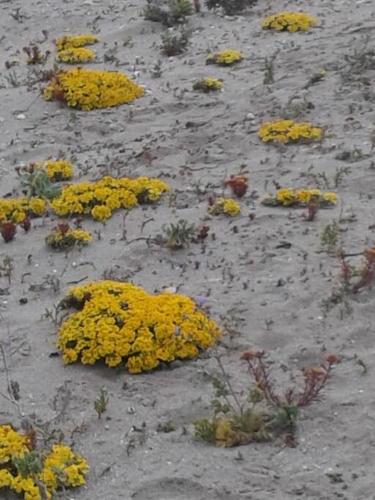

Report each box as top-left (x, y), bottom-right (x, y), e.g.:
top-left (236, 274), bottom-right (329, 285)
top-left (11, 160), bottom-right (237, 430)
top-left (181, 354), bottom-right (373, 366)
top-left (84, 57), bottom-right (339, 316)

top-left (206, 49), bottom-right (243, 66)
top-left (208, 197), bottom-right (241, 216)
top-left (262, 12), bottom-right (317, 32)
top-left (0, 197), bottom-right (46, 223)
top-left (33, 159), bottom-right (74, 182)
top-left (193, 77), bottom-right (223, 92)
top-left (51, 176), bottom-right (170, 221)
top-left (46, 223), bottom-right (92, 250)
top-left (0, 424), bottom-right (88, 499)
top-left (55, 34), bottom-right (98, 51)
top-left (56, 47), bottom-right (96, 64)
top-left (259, 120), bottom-right (323, 144)
top-left (57, 281), bottom-right (220, 373)
top-left (262, 188), bottom-right (337, 207)
top-left (43, 68), bottom-right (144, 110)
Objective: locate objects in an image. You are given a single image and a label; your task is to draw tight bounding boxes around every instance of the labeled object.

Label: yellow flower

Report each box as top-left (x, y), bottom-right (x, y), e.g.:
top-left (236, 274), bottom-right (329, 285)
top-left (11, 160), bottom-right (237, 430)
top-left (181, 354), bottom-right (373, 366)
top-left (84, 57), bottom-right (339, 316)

top-left (91, 205), bottom-right (112, 221)
top-left (206, 49), bottom-right (243, 66)
top-left (262, 12), bottom-right (317, 32)
top-left (193, 77), bottom-right (223, 92)
top-left (208, 197), bottom-right (241, 216)
top-left (41, 160), bottom-right (74, 181)
top-left (43, 68), bottom-right (144, 111)
top-left (28, 197), bottom-right (47, 216)
top-left (276, 188), bottom-right (296, 206)
top-left (262, 188), bottom-right (338, 207)
top-left (57, 281), bottom-right (220, 373)
top-left (259, 120), bottom-right (323, 144)
top-left (322, 192), bottom-right (337, 204)
top-left (56, 47), bottom-right (96, 64)
top-left (55, 34), bottom-right (98, 50)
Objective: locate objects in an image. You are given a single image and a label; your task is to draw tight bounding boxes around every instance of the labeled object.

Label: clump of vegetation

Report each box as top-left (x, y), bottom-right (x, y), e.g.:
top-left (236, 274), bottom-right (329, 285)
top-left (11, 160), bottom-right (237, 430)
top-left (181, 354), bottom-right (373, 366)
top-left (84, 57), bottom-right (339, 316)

top-left (161, 27), bottom-right (191, 56)
top-left (19, 159), bottom-right (74, 183)
top-left (43, 68), bottom-right (144, 110)
top-left (193, 77), bottom-right (223, 92)
top-left (50, 176), bottom-right (170, 221)
top-left (206, 49), bottom-right (243, 66)
top-left (162, 219), bottom-right (196, 249)
top-left (261, 12), bottom-right (317, 32)
top-left (23, 43), bottom-right (50, 64)
top-left (261, 188), bottom-right (337, 208)
top-left (225, 175), bottom-right (248, 198)
top-left (57, 280), bottom-right (220, 373)
top-left (194, 351), bottom-right (338, 447)
top-left (55, 34), bottom-right (98, 50)
top-left (320, 221), bottom-right (340, 253)
top-left (208, 197), bottom-right (241, 216)
top-left (45, 223), bottom-right (92, 250)
top-left (0, 424), bottom-right (88, 499)
top-left (19, 168), bottom-right (61, 200)
top-left (205, 0), bottom-right (257, 16)
top-left (94, 387), bottom-right (109, 419)
top-left (259, 120), bottom-right (323, 144)
top-left (0, 221), bottom-right (17, 243)
top-left (56, 47), bottom-right (96, 64)
top-left (0, 197), bottom-right (47, 224)
top-left (144, 0), bottom-right (193, 26)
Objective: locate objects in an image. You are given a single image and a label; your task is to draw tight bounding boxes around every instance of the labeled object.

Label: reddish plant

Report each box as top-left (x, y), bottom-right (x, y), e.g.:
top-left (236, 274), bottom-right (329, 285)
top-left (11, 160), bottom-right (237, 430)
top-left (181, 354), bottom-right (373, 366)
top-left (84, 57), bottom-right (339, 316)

top-left (20, 217), bottom-right (31, 232)
top-left (304, 196), bottom-right (319, 221)
top-left (56, 222), bottom-right (70, 236)
top-left (195, 224), bottom-right (210, 241)
top-left (193, 0), bottom-right (201, 12)
top-left (241, 350), bottom-right (338, 410)
top-left (0, 222), bottom-right (17, 243)
top-left (225, 175), bottom-right (248, 198)
top-left (352, 247), bottom-right (375, 293)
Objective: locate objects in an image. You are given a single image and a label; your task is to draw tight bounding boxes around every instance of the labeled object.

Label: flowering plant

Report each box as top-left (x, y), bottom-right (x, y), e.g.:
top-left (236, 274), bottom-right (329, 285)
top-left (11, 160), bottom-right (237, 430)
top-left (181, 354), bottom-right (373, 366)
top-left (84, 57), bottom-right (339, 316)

top-left (45, 223), bottom-right (92, 250)
top-left (208, 197), bottom-right (241, 216)
top-left (261, 188), bottom-right (337, 207)
top-left (259, 120), bottom-right (323, 144)
top-left (57, 281), bottom-right (220, 373)
top-left (262, 12), bottom-right (317, 32)
top-left (206, 49), bottom-right (243, 66)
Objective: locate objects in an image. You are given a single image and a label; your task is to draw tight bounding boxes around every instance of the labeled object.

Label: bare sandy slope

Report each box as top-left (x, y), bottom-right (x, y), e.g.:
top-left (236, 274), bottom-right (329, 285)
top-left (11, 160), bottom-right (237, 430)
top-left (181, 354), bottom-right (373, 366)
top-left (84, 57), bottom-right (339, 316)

top-left (1, 0), bottom-right (375, 498)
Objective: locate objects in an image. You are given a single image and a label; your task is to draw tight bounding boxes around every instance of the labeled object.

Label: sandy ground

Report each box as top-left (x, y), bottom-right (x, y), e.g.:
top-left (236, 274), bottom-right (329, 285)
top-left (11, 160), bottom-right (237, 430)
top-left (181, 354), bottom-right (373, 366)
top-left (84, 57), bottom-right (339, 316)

top-left (1, 0), bottom-right (375, 498)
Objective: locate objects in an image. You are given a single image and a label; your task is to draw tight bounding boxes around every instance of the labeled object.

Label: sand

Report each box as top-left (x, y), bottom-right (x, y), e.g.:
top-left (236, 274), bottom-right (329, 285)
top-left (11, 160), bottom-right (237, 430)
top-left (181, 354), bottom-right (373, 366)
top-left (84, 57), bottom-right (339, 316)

top-left (1, 0), bottom-right (375, 498)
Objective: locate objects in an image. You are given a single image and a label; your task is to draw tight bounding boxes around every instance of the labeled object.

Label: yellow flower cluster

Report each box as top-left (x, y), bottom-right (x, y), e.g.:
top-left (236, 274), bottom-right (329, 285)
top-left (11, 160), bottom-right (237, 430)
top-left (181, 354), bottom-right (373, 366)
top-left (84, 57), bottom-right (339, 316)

top-left (262, 188), bottom-right (337, 207)
top-left (51, 176), bottom-right (170, 221)
top-left (208, 197), bottom-right (241, 216)
top-left (259, 120), bottom-right (323, 144)
top-left (262, 12), bottom-right (317, 32)
top-left (36, 159), bottom-right (74, 182)
top-left (0, 197), bottom-right (47, 223)
top-left (206, 49), bottom-right (243, 66)
top-left (193, 77), bottom-right (223, 92)
top-left (56, 47), bottom-right (96, 64)
top-left (57, 280), bottom-right (220, 373)
top-left (46, 225), bottom-right (92, 250)
top-left (55, 34), bottom-right (98, 51)
top-left (0, 425), bottom-right (88, 500)
top-left (43, 68), bottom-right (144, 111)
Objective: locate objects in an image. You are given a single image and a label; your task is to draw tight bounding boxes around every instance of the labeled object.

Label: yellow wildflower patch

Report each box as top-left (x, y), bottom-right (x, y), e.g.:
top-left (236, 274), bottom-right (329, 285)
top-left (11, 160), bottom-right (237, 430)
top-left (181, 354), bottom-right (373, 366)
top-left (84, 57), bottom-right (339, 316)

top-left (262, 188), bottom-right (337, 207)
top-left (208, 197), bottom-right (241, 216)
top-left (57, 281), bottom-right (221, 373)
top-left (0, 425), bottom-right (88, 500)
top-left (0, 197), bottom-right (47, 223)
top-left (46, 223), bottom-right (92, 250)
top-left (258, 120), bottom-right (323, 144)
top-left (193, 77), bottom-right (223, 92)
top-left (34, 159), bottom-right (74, 182)
top-left (51, 176), bottom-right (170, 221)
top-left (262, 12), bottom-right (318, 32)
top-left (43, 68), bottom-right (144, 111)
top-left (55, 34), bottom-right (98, 51)
top-left (56, 47), bottom-right (96, 64)
top-left (206, 49), bottom-right (243, 66)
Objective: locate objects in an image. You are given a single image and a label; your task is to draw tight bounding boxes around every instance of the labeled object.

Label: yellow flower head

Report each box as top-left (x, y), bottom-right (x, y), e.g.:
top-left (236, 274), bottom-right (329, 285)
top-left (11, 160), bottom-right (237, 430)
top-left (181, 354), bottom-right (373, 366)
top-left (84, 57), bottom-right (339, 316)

top-left (206, 49), bottom-right (243, 66)
top-left (208, 197), bottom-right (241, 216)
top-left (259, 119), bottom-right (323, 144)
top-left (56, 47), bottom-right (96, 64)
top-left (55, 34), bottom-right (98, 50)
top-left (57, 281), bottom-right (220, 373)
top-left (43, 68), bottom-right (144, 111)
top-left (262, 12), bottom-right (317, 32)
top-left (193, 77), bottom-right (223, 92)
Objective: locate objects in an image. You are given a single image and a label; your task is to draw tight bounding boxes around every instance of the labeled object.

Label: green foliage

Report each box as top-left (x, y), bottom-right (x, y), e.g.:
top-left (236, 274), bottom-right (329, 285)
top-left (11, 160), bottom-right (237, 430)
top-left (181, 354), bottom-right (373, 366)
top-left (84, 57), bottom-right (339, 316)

top-left (20, 169), bottom-right (61, 200)
top-left (205, 0), bottom-right (257, 16)
top-left (144, 0), bottom-right (193, 27)
top-left (13, 451), bottom-right (43, 478)
top-left (94, 387), bottom-right (109, 419)
top-left (321, 221), bottom-right (340, 252)
top-left (161, 27), bottom-right (191, 56)
top-left (162, 219), bottom-right (196, 249)
top-left (194, 418), bottom-right (217, 444)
